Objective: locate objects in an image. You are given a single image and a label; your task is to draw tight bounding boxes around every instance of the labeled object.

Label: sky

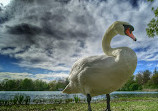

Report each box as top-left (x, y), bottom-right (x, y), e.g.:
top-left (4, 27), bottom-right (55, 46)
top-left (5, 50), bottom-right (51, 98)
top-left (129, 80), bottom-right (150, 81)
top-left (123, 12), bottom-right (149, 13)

top-left (0, 0), bottom-right (11, 6)
top-left (0, 0), bottom-right (158, 82)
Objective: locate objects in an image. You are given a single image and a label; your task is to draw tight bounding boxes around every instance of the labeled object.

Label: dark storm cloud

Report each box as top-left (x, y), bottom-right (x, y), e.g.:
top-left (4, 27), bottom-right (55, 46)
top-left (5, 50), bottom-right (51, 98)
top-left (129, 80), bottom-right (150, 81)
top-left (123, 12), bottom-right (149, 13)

top-left (1, 0), bottom-right (157, 73)
top-left (6, 23), bottom-right (42, 35)
top-left (0, 4), bottom-right (10, 24)
top-left (0, 0), bottom-right (101, 71)
top-left (1, 47), bottom-right (16, 51)
top-left (0, 3), bottom-right (3, 12)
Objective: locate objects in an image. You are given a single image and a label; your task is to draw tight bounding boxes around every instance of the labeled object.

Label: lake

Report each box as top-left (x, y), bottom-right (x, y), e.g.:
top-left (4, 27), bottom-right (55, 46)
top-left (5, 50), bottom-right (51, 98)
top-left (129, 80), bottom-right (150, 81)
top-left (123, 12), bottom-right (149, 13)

top-left (0, 91), bottom-right (158, 104)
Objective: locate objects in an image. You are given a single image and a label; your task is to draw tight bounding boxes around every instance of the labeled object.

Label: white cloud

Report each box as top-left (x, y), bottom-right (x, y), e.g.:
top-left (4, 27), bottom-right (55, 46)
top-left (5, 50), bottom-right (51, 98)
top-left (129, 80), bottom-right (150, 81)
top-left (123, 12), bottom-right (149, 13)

top-left (0, 0), bottom-right (12, 6)
top-left (0, 72), bottom-right (68, 82)
top-left (0, 72), bottom-right (33, 81)
top-left (0, 0), bottom-right (158, 79)
top-left (34, 72), bottom-right (69, 81)
top-left (147, 63), bottom-right (153, 67)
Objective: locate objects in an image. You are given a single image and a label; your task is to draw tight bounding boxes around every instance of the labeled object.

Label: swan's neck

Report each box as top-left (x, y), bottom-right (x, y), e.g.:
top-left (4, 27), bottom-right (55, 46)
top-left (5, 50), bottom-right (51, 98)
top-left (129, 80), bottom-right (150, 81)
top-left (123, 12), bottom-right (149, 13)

top-left (102, 25), bottom-right (117, 56)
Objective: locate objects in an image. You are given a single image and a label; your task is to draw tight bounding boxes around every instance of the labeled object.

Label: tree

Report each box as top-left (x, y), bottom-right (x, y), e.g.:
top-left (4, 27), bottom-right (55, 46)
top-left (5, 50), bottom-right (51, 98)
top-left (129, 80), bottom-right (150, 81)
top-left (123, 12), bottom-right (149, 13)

top-left (49, 81), bottom-right (57, 91)
top-left (119, 75), bottom-right (142, 91)
top-left (142, 70), bottom-right (151, 84)
top-left (152, 74), bottom-right (158, 87)
top-left (0, 79), bottom-right (17, 91)
top-left (136, 73), bottom-right (143, 85)
top-left (148, 74), bottom-right (158, 88)
top-left (34, 79), bottom-right (49, 91)
top-left (119, 76), bottom-right (135, 91)
top-left (15, 79), bottom-right (23, 90)
top-left (153, 67), bottom-right (157, 74)
top-left (20, 78), bottom-right (34, 91)
top-left (146, 0), bottom-right (158, 37)
top-left (48, 79), bottom-right (69, 91)
top-left (129, 83), bottom-right (142, 91)
top-left (56, 80), bottom-right (67, 91)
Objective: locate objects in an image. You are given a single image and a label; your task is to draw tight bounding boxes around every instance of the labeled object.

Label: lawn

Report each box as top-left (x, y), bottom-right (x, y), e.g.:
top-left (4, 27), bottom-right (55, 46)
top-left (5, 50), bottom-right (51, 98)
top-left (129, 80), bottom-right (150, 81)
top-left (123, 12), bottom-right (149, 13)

top-left (1, 97), bottom-right (158, 111)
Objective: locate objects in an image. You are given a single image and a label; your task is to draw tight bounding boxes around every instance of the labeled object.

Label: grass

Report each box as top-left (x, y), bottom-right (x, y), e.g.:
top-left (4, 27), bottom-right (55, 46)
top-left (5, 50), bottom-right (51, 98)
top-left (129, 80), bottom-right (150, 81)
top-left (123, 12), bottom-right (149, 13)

top-left (0, 94), bottom-right (31, 106)
top-left (0, 97), bottom-right (158, 111)
top-left (74, 95), bottom-right (80, 103)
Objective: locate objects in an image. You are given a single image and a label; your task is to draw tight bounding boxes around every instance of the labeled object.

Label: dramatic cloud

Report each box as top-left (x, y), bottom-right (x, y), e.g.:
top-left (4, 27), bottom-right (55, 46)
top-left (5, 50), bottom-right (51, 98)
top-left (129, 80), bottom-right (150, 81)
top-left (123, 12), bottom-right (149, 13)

top-left (0, 0), bottom-right (158, 80)
top-left (0, 72), bottom-right (33, 81)
top-left (0, 72), bottom-right (68, 82)
top-left (34, 72), bottom-right (69, 82)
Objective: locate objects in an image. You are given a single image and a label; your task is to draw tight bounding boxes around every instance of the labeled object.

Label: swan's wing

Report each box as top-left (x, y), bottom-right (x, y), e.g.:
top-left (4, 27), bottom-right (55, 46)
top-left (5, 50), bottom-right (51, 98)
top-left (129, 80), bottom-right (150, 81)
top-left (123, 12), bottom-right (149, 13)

top-left (69, 55), bottom-right (115, 81)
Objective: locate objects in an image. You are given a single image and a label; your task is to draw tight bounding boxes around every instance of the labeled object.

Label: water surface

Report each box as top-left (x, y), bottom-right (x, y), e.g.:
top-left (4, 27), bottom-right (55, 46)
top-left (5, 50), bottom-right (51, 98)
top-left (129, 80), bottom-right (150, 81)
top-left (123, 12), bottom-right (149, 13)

top-left (0, 91), bottom-right (158, 101)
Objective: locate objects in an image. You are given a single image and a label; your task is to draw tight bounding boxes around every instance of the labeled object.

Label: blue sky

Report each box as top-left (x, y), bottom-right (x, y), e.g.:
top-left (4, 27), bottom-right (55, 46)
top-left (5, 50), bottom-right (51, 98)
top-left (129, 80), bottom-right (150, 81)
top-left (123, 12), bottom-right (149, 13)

top-left (0, 0), bottom-right (158, 82)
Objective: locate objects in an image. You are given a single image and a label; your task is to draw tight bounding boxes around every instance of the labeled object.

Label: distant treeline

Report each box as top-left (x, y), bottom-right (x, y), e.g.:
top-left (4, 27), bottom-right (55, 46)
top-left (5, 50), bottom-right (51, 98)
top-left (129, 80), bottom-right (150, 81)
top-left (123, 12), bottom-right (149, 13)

top-left (0, 78), bottom-right (69, 91)
top-left (119, 68), bottom-right (158, 91)
top-left (0, 68), bottom-right (158, 91)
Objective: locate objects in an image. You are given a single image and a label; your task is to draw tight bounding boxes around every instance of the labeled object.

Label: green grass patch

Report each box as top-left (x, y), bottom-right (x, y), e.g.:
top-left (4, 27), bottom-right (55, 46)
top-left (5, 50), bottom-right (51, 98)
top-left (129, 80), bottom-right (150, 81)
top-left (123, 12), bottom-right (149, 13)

top-left (0, 97), bottom-right (158, 111)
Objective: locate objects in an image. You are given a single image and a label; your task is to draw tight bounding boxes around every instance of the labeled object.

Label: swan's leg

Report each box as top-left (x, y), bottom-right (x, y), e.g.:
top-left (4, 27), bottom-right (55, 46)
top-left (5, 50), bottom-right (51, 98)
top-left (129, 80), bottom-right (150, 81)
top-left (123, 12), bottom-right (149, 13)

top-left (105, 94), bottom-right (111, 111)
top-left (87, 94), bottom-right (92, 111)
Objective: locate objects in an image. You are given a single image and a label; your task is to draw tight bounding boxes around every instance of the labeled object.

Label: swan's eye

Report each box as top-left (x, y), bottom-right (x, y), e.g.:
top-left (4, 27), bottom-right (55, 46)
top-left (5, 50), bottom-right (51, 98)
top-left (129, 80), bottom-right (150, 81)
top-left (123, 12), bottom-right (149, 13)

top-left (123, 24), bottom-right (134, 35)
top-left (130, 26), bottom-right (134, 31)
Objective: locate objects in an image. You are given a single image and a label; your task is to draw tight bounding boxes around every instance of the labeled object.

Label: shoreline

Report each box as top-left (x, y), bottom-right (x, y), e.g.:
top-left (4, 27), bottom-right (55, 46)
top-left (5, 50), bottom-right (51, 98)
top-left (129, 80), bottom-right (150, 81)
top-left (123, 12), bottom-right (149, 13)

top-left (0, 89), bottom-right (158, 92)
top-left (0, 97), bottom-right (158, 111)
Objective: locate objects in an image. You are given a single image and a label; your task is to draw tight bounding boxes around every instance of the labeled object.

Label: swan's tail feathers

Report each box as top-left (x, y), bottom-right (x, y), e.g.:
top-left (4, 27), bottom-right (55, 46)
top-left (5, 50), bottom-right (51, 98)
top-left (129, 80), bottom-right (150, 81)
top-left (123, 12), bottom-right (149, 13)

top-left (62, 84), bottom-right (72, 94)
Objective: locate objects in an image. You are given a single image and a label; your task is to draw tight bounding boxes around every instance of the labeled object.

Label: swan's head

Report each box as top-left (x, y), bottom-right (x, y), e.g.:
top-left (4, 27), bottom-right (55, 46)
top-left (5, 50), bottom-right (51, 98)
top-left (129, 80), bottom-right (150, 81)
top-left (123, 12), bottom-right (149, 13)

top-left (113, 21), bottom-right (137, 41)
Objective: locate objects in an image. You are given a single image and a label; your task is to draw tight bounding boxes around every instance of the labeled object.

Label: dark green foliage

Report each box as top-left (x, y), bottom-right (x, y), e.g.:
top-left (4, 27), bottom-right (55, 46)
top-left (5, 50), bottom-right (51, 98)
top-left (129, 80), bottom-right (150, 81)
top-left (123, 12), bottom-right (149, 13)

top-left (119, 69), bottom-right (158, 91)
top-left (0, 78), bottom-right (68, 91)
top-left (129, 83), bottom-right (142, 91)
top-left (34, 79), bottom-right (49, 91)
top-left (136, 73), bottom-right (143, 85)
top-left (49, 78), bottom-right (69, 91)
top-left (147, 0), bottom-right (154, 2)
top-left (146, 18), bottom-right (158, 37)
top-left (20, 78), bottom-right (34, 91)
top-left (152, 74), bottom-right (158, 84)
top-left (0, 79), bottom-right (22, 91)
top-left (119, 76), bottom-right (142, 91)
top-left (74, 95), bottom-right (80, 103)
top-left (15, 94), bottom-right (24, 105)
top-left (65, 98), bottom-right (73, 103)
top-left (146, 0), bottom-right (158, 37)
top-left (49, 81), bottom-right (57, 91)
top-left (119, 76), bottom-right (135, 91)
top-left (142, 70), bottom-right (151, 84)
top-left (154, 67), bottom-right (158, 75)
top-left (146, 73), bottom-right (158, 88)
top-left (0, 69), bottom-right (157, 91)
top-left (54, 99), bottom-right (63, 104)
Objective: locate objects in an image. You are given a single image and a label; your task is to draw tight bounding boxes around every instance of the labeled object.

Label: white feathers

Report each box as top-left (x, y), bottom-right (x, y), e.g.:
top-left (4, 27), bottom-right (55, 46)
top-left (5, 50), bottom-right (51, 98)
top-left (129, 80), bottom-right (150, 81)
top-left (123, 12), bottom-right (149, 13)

top-left (63, 21), bottom-right (137, 96)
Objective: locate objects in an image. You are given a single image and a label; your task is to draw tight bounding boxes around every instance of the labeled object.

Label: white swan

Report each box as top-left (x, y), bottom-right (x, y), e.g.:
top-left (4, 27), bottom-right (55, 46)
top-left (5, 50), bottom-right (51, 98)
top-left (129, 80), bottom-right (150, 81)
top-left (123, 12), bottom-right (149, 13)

top-left (63, 21), bottom-right (137, 111)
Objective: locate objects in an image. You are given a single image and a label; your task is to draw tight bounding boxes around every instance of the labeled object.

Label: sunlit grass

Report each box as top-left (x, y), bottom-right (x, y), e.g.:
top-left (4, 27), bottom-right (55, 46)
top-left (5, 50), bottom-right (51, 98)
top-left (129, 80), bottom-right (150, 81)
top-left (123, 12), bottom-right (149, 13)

top-left (1, 97), bottom-right (158, 111)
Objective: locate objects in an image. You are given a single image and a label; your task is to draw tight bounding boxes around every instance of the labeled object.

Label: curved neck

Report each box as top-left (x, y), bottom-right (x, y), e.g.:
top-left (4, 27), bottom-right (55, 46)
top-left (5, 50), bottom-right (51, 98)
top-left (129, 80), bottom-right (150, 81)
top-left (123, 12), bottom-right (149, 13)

top-left (102, 25), bottom-right (117, 56)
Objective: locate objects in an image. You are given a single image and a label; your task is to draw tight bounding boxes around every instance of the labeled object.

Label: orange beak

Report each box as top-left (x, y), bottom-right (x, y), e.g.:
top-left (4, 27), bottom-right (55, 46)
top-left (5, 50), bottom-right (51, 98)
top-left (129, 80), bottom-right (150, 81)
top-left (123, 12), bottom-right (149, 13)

top-left (125, 28), bottom-right (137, 41)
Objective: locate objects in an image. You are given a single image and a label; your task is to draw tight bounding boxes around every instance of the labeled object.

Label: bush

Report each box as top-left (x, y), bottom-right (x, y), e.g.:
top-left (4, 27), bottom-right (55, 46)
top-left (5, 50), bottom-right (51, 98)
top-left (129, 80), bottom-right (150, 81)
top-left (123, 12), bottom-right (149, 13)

top-left (129, 83), bottom-right (141, 91)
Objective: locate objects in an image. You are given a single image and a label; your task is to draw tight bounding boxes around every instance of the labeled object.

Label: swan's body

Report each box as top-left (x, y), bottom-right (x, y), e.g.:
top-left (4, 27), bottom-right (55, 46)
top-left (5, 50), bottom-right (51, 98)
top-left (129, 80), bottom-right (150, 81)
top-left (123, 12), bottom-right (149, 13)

top-left (65, 47), bottom-right (136, 96)
top-left (63, 21), bottom-right (137, 111)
